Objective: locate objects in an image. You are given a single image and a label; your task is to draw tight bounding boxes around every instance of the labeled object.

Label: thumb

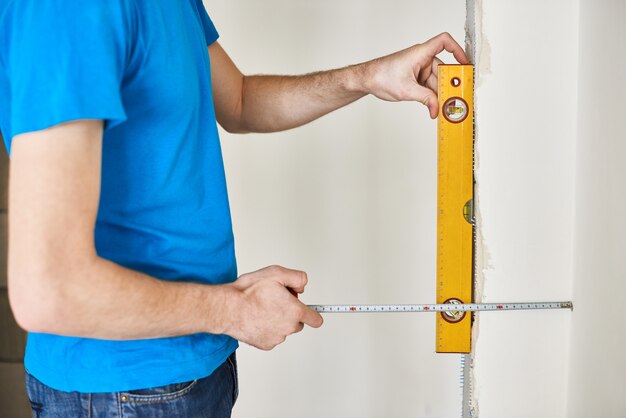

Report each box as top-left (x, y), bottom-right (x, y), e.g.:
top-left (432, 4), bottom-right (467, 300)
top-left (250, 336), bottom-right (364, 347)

top-left (299, 303), bottom-right (324, 329)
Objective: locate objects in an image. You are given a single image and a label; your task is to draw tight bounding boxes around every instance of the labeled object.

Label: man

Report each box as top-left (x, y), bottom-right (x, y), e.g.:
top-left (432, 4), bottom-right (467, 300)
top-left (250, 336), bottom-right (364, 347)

top-left (1, 0), bottom-right (467, 416)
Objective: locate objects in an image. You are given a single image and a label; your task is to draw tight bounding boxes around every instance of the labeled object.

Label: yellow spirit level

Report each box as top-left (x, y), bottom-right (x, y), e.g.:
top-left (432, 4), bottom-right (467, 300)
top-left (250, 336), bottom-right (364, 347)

top-left (436, 65), bottom-right (474, 353)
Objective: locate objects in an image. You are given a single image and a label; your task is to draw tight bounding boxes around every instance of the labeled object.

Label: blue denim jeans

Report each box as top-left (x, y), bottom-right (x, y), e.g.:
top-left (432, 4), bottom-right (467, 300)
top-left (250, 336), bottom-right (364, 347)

top-left (25, 352), bottom-right (238, 418)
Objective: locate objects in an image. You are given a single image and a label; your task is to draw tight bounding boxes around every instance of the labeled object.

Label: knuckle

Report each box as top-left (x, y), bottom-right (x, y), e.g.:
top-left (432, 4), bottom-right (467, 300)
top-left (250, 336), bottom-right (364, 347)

top-left (268, 265), bottom-right (283, 274)
top-left (263, 338), bottom-right (280, 351)
top-left (401, 89), bottom-right (416, 101)
top-left (300, 271), bottom-right (308, 286)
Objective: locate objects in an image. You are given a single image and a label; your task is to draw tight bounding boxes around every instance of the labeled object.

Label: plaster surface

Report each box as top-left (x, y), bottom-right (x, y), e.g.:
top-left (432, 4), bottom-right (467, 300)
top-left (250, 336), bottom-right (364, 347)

top-left (470, 1), bottom-right (578, 416)
top-left (566, 1), bottom-right (626, 417)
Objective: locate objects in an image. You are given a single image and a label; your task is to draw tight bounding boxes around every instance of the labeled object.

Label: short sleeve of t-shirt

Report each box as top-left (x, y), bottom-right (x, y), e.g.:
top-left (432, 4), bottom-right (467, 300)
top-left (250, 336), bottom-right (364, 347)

top-left (194, 0), bottom-right (219, 45)
top-left (1, 0), bottom-right (131, 140)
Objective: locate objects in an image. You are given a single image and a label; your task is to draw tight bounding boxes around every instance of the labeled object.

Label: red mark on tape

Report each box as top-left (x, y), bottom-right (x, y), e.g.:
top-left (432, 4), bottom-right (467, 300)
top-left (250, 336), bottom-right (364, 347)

top-left (350, 307), bottom-right (357, 311)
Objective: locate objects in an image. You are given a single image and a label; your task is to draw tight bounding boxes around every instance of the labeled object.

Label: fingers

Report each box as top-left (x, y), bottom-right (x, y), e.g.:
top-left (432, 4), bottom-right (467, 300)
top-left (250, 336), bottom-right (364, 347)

top-left (426, 73), bottom-right (438, 94)
top-left (423, 32), bottom-right (468, 65)
top-left (261, 264), bottom-right (322, 327)
top-left (266, 265), bottom-right (322, 329)
top-left (233, 265), bottom-right (323, 351)
top-left (432, 57), bottom-right (444, 79)
top-left (293, 322), bottom-right (305, 334)
top-left (267, 265), bottom-right (308, 293)
top-left (425, 57), bottom-right (443, 93)
top-left (411, 85), bottom-right (438, 119)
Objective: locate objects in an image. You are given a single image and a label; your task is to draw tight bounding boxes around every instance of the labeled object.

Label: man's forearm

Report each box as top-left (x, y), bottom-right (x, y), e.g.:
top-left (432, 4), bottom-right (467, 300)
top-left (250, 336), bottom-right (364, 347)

top-left (8, 120), bottom-right (239, 341)
top-left (11, 252), bottom-right (239, 340)
top-left (238, 64), bottom-right (368, 133)
top-left (8, 120), bottom-right (322, 348)
top-left (213, 33), bottom-right (469, 133)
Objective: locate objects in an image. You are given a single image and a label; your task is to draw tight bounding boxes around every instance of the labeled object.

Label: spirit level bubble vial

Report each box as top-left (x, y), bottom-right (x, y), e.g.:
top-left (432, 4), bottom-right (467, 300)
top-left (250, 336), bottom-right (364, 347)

top-left (436, 65), bottom-right (474, 353)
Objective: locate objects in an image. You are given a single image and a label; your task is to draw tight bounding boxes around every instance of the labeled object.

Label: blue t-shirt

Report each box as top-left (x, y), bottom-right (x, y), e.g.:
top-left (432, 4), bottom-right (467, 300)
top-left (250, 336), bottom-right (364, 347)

top-left (0, 0), bottom-right (238, 392)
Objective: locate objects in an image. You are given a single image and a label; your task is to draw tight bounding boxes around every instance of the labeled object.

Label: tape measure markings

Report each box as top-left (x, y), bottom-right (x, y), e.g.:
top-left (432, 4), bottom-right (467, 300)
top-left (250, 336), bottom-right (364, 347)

top-left (308, 302), bottom-right (572, 313)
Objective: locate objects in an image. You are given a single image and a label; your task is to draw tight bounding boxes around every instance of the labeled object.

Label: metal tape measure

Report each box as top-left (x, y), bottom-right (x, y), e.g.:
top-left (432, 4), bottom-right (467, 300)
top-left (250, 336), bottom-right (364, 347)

top-left (308, 301), bottom-right (572, 315)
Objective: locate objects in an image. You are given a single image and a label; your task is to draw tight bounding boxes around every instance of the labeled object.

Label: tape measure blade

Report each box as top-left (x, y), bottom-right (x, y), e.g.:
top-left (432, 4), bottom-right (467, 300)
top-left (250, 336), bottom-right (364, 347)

top-left (307, 302), bottom-right (573, 313)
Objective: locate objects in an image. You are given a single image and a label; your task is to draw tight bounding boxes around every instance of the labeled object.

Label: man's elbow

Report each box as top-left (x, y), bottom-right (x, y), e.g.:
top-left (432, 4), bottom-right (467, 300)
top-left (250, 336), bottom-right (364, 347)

top-left (7, 255), bottom-right (84, 334)
top-left (8, 272), bottom-right (62, 333)
top-left (7, 238), bottom-right (98, 335)
top-left (219, 118), bottom-right (250, 134)
top-left (217, 94), bottom-right (250, 134)
top-left (9, 301), bottom-right (53, 334)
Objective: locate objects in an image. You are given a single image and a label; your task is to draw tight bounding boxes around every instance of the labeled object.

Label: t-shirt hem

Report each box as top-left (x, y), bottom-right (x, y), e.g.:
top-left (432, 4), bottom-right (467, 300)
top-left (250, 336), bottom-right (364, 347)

top-left (25, 338), bottom-right (239, 393)
top-left (10, 111), bottom-right (127, 142)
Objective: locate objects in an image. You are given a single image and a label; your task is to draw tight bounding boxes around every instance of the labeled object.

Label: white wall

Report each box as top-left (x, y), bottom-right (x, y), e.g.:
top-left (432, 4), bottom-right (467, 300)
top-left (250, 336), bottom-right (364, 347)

top-left (470, 0), bottom-right (578, 416)
top-left (567, 1), bottom-right (626, 417)
top-left (206, 1), bottom-right (467, 416)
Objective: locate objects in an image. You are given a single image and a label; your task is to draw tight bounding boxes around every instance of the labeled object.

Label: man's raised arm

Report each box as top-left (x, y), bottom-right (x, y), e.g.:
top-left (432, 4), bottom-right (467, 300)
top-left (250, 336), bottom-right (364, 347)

top-left (210, 32), bottom-right (468, 134)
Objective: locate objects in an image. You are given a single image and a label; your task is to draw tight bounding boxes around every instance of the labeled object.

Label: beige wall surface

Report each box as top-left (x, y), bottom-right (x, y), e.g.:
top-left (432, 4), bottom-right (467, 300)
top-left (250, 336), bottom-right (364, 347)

top-left (470, 0), bottom-right (578, 416)
top-left (206, 0), bottom-right (467, 417)
top-left (470, 0), bottom-right (626, 417)
top-left (567, 1), bottom-right (626, 417)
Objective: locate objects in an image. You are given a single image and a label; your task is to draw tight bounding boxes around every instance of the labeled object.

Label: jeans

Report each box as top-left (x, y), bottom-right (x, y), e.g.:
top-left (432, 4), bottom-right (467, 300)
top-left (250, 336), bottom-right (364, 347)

top-left (25, 352), bottom-right (238, 418)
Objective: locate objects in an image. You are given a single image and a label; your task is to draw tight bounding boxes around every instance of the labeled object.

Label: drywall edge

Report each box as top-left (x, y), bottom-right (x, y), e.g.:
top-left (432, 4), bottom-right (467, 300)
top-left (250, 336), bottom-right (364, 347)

top-left (464, 0), bottom-right (494, 416)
